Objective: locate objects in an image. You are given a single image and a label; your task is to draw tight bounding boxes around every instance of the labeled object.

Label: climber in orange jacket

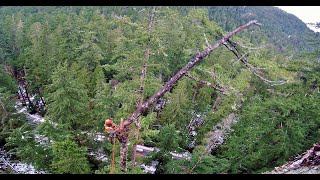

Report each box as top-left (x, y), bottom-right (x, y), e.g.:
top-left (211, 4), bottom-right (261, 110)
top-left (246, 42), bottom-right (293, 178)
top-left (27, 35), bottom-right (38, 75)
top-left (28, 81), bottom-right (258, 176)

top-left (104, 118), bottom-right (125, 135)
top-left (104, 118), bottom-right (116, 132)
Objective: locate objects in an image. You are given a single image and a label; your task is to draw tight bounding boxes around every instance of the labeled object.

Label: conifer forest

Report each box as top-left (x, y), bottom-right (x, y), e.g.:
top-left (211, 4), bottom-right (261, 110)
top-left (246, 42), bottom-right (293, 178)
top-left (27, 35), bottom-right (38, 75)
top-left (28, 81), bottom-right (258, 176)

top-left (0, 6), bottom-right (320, 174)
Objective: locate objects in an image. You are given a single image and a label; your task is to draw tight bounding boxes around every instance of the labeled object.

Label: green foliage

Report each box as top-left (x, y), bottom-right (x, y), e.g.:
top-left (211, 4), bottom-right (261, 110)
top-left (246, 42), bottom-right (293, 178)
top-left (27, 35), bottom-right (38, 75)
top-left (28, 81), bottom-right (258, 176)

top-left (0, 68), bottom-right (20, 141)
top-left (158, 124), bottom-right (180, 152)
top-left (90, 81), bottom-right (118, 131)
top-left (46, 61), bottom-right (89, 131)
top-left (94, 157), bottom-right (145, 174)
top-left (0, 67), bottom-right (17, 94)
top-left (161, 79), bottom-right (193, 130)
top-left (5, 123), bottom-right (53, 170)
top-left (50, 138), bottom-right (91, 174)
top-left (0, 6), bottom-right (319, 175)
top-left (165, 146), bottom-right (230, 174)
top-left (217, 87), bottom-right (320, 173)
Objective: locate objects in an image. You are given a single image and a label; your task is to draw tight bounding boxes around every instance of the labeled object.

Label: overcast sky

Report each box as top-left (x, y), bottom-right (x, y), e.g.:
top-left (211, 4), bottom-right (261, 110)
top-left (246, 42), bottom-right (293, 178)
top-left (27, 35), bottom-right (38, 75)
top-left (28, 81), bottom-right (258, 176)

top-left (275, 6), bottom-right (320, 32)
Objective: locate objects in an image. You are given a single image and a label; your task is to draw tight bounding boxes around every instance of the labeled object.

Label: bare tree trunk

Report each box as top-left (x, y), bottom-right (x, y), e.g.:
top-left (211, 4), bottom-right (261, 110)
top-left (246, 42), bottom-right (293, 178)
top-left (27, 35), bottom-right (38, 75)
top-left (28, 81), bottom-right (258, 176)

top-left (38, 88), bottom-right (46, 106)
top-left (111, 20), bottom-right (261, 172)
top-left (119, 127), bottom-right (129, 172)
top-left (212, 95), bottom-right (222, 112)
top-left (24, 84), bottom-right (33, 107)
top-left (37, 87), bottom-right (46, 109)
top-left (18, 86), bottom-right (27, 106)
top-left (192, 84), bottom-right (200, 103)
top-left (131, 7), bottom-right (156, 170)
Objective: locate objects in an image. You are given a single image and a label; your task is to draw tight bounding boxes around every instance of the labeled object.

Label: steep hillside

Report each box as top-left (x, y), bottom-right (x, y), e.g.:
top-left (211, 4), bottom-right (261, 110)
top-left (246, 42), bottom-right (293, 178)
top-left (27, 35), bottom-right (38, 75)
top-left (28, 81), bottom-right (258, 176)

top-left (206, 6), bottom-right (317, 53)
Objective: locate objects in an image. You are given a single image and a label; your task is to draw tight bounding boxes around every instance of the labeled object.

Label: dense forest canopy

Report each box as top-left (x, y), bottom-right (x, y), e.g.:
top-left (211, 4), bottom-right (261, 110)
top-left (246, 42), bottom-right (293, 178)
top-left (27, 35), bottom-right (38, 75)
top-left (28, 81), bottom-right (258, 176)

top-left (0, 6), bottom-right (319, 174)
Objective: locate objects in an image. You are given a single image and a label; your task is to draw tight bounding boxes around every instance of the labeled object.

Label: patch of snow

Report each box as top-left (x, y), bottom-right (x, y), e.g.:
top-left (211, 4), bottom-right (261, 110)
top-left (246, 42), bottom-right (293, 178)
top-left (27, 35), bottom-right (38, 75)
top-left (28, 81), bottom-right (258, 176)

top-left (17, 107), bottom-right (27, 114)
top-left (30, 95), bottom-right (36, 102)
top-left (12, 162), bottom-right (47, 174)
top-left (14, 101), bottom-right (45, 124)
top-left (34, 134), bottom-right (52, 146)
top-left (89, 151), bottom-right (108, 162)
top-left (154, 99), bottom-right (168, 111)
top-left (191, 131), bottom-right (197, 136)
top-left (170, 151), bottom-right (191, 160)
top-left (93, 133), bottom-right (106, 142)
top-left (0, 147), bottom-right (48, 174)
top-left (136, 145), bottom-right (154, 152)
top-left (26, 113), bottom-right (45, 124)
top-left (141, 161), bottom-right (158, 174)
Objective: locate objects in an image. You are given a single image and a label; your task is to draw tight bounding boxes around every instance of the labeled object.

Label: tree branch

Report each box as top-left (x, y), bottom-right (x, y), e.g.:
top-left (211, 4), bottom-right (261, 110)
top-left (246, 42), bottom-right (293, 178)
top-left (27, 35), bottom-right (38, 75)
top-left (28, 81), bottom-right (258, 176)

top-left (223, 41), bottom-right (287, 86)
top-left (228, 39), bottom-right (268, 50)
top-left (185, 72), bottom-right (227, 94)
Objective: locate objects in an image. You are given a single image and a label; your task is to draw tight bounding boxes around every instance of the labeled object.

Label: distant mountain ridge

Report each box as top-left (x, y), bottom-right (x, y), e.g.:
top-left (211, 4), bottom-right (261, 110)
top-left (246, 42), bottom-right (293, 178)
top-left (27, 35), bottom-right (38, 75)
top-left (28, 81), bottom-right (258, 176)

top-left (204, 6), bottom-right (318, 52)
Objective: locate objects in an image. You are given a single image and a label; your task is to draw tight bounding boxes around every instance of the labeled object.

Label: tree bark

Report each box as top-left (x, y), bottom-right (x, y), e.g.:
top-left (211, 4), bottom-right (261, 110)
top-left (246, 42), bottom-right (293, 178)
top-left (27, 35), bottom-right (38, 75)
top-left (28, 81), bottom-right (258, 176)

top-left (24, 84), bottom-right (33, 108)
top-left (37, 87), bottom-right (46, 110)
top-left (112, 20), bottom-right (261, 172)
top-left (119, 127), bottom-right (130, 172)
top-left (131, 7), bottom-right (156, 170)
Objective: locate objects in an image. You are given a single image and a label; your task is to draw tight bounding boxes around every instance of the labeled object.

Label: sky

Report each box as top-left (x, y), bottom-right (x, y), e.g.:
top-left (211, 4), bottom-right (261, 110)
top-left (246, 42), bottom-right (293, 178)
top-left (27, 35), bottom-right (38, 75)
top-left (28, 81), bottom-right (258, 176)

top-left (275, 6), bottom-right (320, 32)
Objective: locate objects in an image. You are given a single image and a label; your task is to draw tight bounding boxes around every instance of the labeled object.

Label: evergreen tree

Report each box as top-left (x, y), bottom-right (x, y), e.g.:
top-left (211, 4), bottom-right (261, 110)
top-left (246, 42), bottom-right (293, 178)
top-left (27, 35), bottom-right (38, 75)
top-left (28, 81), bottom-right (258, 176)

top-left (50, 138), bottom-right (91, 174)
top-left (45, 61), bottom-right (89, 132)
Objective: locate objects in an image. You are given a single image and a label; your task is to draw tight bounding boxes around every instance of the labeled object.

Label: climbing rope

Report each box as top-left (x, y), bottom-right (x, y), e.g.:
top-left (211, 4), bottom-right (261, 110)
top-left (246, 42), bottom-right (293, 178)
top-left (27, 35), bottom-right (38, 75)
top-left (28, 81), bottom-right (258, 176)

top-left (111, 137), bottom-right (116, 174)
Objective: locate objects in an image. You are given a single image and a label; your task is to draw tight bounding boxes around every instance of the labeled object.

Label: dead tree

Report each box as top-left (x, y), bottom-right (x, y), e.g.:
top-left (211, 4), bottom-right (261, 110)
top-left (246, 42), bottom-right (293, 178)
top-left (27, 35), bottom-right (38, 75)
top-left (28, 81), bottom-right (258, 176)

top-left (131, 6), bottom-right (156, 170)
top-left (108, 20), bottom-right (261, 172)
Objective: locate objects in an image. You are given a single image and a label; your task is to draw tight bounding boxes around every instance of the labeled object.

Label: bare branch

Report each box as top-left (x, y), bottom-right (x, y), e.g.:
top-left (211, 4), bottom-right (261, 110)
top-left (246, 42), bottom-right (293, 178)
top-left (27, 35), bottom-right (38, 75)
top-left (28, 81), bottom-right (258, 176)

top-left (231, 51), bottom-right (253, 66)
top-left (203, 33), bottom-right (210, 47)
top-left (267, 89), bottom-right (291, 97)
top-left (196, 67), bottom-right (241, 96)
top-left (223, 41), bottom-right (287, 86)
top-left (185, 72), bottom-right (227, 94)
top-left (228, 39), bottom-right (268, 50)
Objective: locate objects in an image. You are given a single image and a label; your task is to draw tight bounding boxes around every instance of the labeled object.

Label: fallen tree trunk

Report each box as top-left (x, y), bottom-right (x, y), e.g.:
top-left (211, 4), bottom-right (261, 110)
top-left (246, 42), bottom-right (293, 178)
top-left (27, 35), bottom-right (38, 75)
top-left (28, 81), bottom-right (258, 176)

top-left (110, 20), bottom-right (261, 172)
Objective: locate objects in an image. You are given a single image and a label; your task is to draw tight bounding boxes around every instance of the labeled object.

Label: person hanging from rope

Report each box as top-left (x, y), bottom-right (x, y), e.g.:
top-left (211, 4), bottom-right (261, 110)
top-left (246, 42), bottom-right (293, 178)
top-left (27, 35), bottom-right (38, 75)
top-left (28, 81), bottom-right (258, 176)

top-left (104, 118), bottom-right (125, 133)
top-left (103, 118), bottom-right (124, 174)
